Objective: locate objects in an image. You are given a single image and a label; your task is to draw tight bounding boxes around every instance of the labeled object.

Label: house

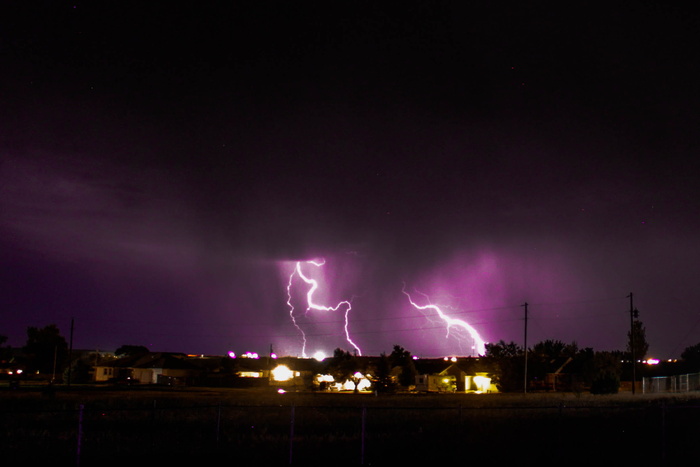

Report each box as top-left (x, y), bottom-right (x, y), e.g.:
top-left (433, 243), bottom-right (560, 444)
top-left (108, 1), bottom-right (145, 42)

top-left (231, 355), bottom-right (273, 387)
top-left (135, 353), bottom-right (204, 385)
top-left (440, 361), bottom-right (497, 393)
top-left (93, 352), bottom-right (142, 383)
top-left (414, 358), bottom-right (498, 393)
top-left (95, 352), bottom-right (205, 385)
top-left (269, 357), bottom-right (324, 389)
top-left (415, 374), bottom-right (457, 392)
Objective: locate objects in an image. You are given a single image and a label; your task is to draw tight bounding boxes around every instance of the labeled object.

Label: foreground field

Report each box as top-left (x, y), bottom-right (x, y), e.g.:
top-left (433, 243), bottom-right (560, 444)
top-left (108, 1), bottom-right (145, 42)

top-left (2, 386), bottom-right (699, 465)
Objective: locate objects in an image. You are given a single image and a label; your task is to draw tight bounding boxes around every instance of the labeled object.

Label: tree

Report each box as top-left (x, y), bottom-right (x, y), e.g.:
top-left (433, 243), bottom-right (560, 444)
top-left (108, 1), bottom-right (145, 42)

top-left (531, 339), bottom-right (579, 361)
top-left (389, 345), bottom-right (417, 388)
top-left (484, 340), bottom-right (524, 392)
top-left (627, 319), bottom-right (649, 362)
top-left (484, 340), bottom-right (523, 359)
top-left (370, 352), bottom-right (396, 393)
top-left (23, 324), bottom-right (68, 377)
top-left (115, 345), bottom-right (150, 357)
top-left (568, 346), bottom-right (596, 391)
top-left (0, 335), bottom-right (12, 365)
top-left (326, 348), bottom-right (363, 392)
top-left (590, 351), bottom-right (623, 394)
top-left (528, 340), bottom-right (579, 389)
top-left (680, 342), bottom-right (700, 372)
top-left (64, 358), bottom-right (92, 384)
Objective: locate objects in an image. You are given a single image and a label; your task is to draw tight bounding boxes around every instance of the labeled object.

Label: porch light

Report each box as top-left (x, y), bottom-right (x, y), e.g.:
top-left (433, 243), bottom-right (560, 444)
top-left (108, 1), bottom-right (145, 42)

top-left (473, 375), bottom-right (492, 393)
top-left (272, 365), bottom-right (294, 382)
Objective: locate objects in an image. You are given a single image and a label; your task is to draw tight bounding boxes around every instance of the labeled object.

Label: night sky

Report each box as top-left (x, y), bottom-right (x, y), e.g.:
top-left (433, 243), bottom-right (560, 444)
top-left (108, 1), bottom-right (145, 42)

top-left (2, 2), bottom-right (699, 359)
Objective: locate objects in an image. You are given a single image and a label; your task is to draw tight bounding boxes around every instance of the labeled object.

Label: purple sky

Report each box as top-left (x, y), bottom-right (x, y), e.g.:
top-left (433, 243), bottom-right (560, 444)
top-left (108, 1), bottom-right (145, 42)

top-left (2, 3), bottom-right (700, 359)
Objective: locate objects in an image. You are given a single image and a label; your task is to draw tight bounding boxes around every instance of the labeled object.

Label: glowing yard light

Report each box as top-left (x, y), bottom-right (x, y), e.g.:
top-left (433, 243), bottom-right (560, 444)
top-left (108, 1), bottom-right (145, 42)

top-left (355, 377), bottom-right (372, 391)
top-left (317, 374), bottom-right (334, 383)
top-left (272, 365), bottom-right (295, 382)
top-left (402, 284), bottom-right (486, 356)
top-left (473, 375), bottom-right (492, 393)
top-left (316, 373), bottom-right (371, 391)
top-left (286, 259), bottom-right (361, 357)
top-left (340, 373), bottom-right (371, 391)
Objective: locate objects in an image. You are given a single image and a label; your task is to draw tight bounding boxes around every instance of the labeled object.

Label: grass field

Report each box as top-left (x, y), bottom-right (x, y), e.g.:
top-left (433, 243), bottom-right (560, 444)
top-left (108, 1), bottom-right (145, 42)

top-left (2, 385), bottom-right (699, 465)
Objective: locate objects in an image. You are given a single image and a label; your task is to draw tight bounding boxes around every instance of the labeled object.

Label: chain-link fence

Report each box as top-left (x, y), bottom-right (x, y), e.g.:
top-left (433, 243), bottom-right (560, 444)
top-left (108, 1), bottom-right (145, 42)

top-left (643, 372), bottom-right (700, 394)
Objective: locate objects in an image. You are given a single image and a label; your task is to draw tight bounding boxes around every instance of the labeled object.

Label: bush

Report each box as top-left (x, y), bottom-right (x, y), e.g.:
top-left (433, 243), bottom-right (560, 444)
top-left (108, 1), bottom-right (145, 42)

top-left (590, 373), bottom-right (620, 394)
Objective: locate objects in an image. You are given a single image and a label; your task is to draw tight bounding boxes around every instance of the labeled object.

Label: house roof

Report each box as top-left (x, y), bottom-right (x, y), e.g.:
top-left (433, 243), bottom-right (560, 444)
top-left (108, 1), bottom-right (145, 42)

top-left (275, 357), bottom-right (325, 372)
top-left (135, 353), bottom-right (200, 370)
top-left (186, 355), bottom-right (228, 370)
top-left (96, 353), bottom-right (494, 375)
top-left (106, 353), bottom-right (150, 368)
top-left (234, 356), bottom-right (276, 371)
top-left (413, 358), bottom-right (452, 375)
top-left (106, 352), bottom-right (197, 370)
top-left (414, 357), bottom-right (488, 375)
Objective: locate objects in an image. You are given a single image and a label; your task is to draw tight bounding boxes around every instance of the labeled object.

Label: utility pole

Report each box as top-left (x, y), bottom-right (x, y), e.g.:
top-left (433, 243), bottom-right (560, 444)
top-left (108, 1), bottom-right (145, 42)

top-left (269, 344), bottom-right (275, 372)
top-left (627, 293), bottom-right (639, 394)
top-left (52, 345), bottom-right (57, 383)
top-left (522, 302), bottom-right (528, 394)
top-left (68, 318), bottom-right (74, 387)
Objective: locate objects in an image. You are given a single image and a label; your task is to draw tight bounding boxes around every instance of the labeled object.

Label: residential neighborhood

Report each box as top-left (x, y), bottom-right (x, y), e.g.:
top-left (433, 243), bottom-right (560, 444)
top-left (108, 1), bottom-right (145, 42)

top-left (1, 341), bottom-right (505, 393)
top-left (62, 350), bottom-right (501, 393)
top-left (3, 325), bottom-right (700, 395)
top-left (5, 344), bottom-right (696, 395)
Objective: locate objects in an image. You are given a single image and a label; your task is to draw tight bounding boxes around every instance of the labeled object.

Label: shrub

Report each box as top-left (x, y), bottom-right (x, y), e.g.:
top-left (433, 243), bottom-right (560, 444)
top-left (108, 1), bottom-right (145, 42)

top-left (590, 373), bottom-right (620, 394)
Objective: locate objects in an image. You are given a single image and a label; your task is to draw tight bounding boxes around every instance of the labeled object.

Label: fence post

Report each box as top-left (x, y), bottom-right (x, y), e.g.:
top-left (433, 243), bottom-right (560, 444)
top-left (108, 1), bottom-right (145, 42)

top-left (660, 400), bottom-right (666, 463)
top-left (360, 407), bottom-right (366, 465)
top-left (216, 402), bottom-right (221, 446)
top-left (76, 403), bottom-right (84, 467)
top-left (150, 400), bottom-right (157, 450)
top-left (557, 403), bottom-right (564, 460)
top-left (289, 405), bottom-right (295, 464)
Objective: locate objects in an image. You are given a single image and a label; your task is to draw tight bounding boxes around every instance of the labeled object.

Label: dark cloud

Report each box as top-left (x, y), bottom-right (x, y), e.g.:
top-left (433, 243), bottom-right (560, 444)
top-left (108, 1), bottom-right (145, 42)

top-left (2, 3), bottom-right (699, 359)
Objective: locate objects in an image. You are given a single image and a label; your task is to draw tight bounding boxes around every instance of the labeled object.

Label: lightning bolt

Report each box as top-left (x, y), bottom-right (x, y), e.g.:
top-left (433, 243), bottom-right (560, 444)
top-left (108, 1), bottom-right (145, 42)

top-left (286, 268), bottom-right (308, 357)
top-left (286, 259), bottom-right (362, 357)
top-left (402, 283), bottom-right (486, 356)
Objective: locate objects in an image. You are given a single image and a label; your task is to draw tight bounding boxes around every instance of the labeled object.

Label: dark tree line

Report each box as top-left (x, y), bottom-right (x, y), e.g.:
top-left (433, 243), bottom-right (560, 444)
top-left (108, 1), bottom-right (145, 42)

top-left (482, 315), bottom-right (653, 394)
top-left (6, 317), bottom-right (700, 393)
